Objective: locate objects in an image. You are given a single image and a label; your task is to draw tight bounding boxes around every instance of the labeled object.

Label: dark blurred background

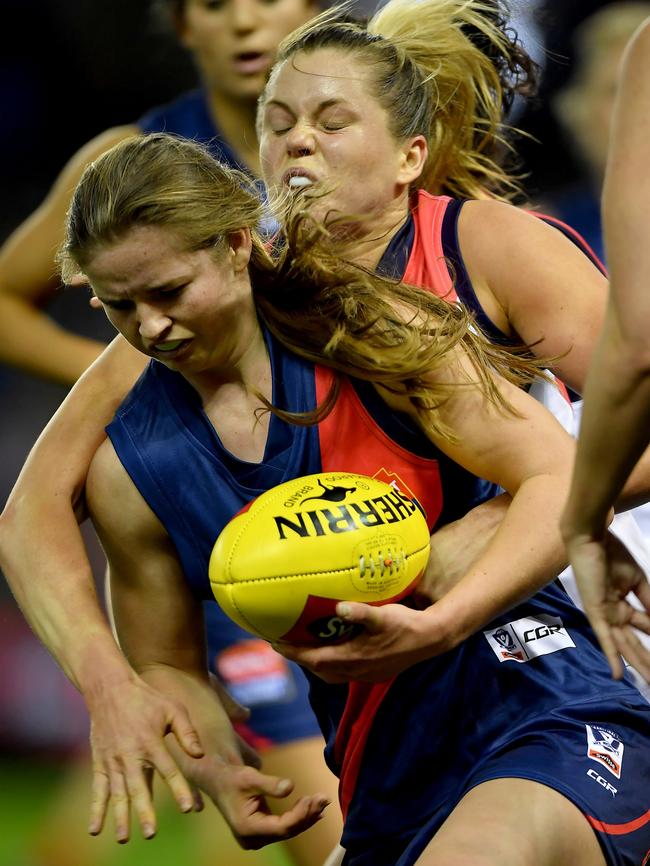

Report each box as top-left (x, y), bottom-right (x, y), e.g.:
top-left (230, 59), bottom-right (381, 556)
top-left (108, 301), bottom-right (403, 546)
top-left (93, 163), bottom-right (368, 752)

top-left (0, 1), bottom-right (641, 863)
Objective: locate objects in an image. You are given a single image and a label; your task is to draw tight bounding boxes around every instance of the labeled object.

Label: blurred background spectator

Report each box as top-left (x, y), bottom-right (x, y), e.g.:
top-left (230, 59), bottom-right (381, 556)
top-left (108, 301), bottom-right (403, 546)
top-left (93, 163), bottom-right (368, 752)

top-left (538, 2), bottom-right (650, 260)
top-left (516, 0), bottom-right (646, 198)
top-left (0, 1), bottom-right (639, 864)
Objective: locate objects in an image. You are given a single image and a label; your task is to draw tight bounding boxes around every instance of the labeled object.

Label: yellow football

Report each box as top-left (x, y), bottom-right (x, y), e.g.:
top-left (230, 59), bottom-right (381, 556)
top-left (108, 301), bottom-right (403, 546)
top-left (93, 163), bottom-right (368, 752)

top-left (209, 472), bottom-right (430, 645)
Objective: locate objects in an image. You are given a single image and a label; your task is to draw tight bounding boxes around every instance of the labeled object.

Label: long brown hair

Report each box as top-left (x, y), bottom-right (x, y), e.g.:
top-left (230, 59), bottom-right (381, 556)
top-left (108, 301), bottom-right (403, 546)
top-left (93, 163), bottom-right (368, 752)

top-left (254, 205), bottom-right (549, 440)
top-left (59, 134), bottom-right (549, 441)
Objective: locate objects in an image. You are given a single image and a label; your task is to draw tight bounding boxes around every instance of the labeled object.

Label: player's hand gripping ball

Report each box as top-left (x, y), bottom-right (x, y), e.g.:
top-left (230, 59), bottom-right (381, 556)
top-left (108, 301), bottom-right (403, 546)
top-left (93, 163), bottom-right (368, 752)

top-left (209, 472), bottom-right (430, 645)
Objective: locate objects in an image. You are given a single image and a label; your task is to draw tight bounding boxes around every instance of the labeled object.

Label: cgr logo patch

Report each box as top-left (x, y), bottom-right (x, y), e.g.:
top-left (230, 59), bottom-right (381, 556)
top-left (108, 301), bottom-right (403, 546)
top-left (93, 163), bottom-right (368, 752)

top-left (484, 614), bottom-right (575, 663)
top-left (587, 768), bottom-right (618, 797)
top-left (586, 725), bottom-right (624, 779)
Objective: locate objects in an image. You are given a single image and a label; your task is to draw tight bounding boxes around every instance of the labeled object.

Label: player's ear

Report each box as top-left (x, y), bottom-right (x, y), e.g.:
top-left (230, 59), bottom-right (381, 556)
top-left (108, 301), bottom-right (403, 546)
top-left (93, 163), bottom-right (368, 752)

top-left (397, 135), bottom-right (427, 187)
top-left (228, 228), bottom-right (252, 272)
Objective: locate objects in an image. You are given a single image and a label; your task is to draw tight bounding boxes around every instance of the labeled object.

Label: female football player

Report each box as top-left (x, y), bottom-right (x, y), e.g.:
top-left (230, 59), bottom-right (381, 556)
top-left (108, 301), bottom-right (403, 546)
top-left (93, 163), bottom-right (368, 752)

top-left (63, 130), bottom-right (650, 866)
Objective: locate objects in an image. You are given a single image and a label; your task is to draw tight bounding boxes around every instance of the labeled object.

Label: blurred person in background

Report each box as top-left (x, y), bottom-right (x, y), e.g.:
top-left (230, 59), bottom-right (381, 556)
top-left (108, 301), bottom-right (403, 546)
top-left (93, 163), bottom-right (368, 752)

top-left (0, 0), bottom-right (321, 385)
top-left (541, 2), bottom-right (650, 263)
top-left (529, 3), bottom-right (650, 653)
top-left (562, 19), bottom-right (650, 684)
top-left (0, 3), bottom-right (344, 866)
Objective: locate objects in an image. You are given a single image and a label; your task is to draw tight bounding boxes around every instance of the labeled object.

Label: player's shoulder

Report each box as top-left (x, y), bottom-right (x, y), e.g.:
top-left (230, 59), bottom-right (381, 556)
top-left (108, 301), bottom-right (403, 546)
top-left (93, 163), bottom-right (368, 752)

top-left (459, 198), bottom-right (544, 236)
top-left (458, 198), bottom-right (582, 270)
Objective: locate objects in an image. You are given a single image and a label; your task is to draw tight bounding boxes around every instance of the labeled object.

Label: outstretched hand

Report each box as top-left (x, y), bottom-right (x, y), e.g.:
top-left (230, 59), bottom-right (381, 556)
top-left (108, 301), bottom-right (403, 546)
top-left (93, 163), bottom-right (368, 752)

top-left (274, 601), bottom-right (450, 683)
top-left (86, 673), bottom-right (204, 843)
top-left (126, 666), bottom-right (329, 850)
top-left (567, 530), bottom-right (650, 681)
top-left (205, 762), bottom-right (330, 850)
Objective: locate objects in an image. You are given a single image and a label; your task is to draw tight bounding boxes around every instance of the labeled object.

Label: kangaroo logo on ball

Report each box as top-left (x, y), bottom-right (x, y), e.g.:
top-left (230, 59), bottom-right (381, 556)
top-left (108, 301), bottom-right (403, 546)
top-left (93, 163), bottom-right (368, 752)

top-left (299, 479), bottom-right (358, 506)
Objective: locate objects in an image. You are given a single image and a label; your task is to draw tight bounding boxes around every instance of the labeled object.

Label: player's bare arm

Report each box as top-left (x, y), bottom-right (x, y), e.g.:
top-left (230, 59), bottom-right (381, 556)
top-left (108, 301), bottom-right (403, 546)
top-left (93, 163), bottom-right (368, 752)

top-left (561, 19), bottom-right (650, 678)
top-left (0, 336), bottom-right (147, 691)
top-left (459, 198), bottom-right (650, 508)
top-left (0, 126), bottom-right (137, 383)
top-left (86, 438), bottom-right (330, 847)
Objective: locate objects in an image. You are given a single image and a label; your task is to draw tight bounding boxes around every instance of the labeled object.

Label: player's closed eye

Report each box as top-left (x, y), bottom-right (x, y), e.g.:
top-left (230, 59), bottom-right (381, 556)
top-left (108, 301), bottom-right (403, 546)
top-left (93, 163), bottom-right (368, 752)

top-left (156, 285), bottom-right (185, 300)
top-left (102, 298), bottom-right (134, 312)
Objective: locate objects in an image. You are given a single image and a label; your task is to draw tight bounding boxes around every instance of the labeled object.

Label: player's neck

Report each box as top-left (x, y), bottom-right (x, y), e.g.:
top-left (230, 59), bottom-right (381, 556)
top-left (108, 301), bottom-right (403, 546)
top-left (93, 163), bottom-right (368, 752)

top-left (343, 198), bottom-right (412, 272)
top-left (186, 325), bottom-right (271, 408)
top-left (208, 90), bottom-right (261, 177)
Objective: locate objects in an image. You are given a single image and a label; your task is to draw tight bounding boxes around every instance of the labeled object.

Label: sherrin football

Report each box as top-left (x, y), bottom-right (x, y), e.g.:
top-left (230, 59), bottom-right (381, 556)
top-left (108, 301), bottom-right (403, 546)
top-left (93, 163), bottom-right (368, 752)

top-left (208, 472), bottom-right (430, 645)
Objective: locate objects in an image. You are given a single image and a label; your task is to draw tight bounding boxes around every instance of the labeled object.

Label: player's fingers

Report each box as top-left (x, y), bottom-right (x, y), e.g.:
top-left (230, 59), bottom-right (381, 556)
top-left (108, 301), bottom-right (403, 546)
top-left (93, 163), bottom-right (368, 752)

top-left (337, 601), bottom-right (383, 633)
top-left (88, 769), bottom-right (110, 836)
top-left (251, 794), bottom-right (329, 839)
top-left (589, 615), bottom-right (625, 679)
top-left (169, 708), bottom-right (204, 758)
top-left (614, 626), bottom-right (650, 683)
top-left (123, 762), bottom-right (157, 840)
top-left (240, 795), bottom-right (330, 848)
top-left (109, 769), bottom-right (131, 844)
top-left (277, 793), bottom-right (330, 832)
top-left (271, 640), bottom-right (301, 661)
top-left (628, 607), bottom-right (650, 636)
top-left (144, 765), bottom-right (154, 799)
top-left (635, 578), bottom-right (650, 610)
top-left (239, 766), bottom-right (295, 799)
top-left (148, 746), bottom-right (195, 813)
top-left (192, 787), bottom-right (205, 812)
top-left (272, 644), bottom-right (349, 682)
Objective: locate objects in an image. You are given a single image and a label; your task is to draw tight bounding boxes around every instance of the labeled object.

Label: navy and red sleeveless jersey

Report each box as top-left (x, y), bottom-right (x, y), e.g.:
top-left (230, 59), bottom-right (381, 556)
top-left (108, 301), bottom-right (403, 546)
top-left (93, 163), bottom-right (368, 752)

top-left (106, 196), bottom-right (650, 865)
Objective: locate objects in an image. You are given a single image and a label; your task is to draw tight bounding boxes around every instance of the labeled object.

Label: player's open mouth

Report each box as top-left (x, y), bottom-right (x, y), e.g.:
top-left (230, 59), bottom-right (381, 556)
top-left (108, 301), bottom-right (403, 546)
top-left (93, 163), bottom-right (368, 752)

top-left (233, 52), bottom-right (270, 75)
top-left (153, 339), bottom-right (190, 355)
top-left (283, 169), bottom-right (318, 191)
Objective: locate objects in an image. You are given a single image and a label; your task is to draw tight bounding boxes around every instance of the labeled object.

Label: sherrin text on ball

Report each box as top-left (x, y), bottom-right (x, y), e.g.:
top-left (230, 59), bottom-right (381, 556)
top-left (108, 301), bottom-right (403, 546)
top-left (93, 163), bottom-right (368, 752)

top-left (209, 472), bottom-right (430, 644)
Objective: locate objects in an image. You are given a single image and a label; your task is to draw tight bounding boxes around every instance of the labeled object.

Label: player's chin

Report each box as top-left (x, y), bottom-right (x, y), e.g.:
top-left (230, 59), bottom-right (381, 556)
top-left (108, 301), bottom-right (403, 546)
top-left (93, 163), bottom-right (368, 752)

top-left (226, 73), bottom-right (269, 101)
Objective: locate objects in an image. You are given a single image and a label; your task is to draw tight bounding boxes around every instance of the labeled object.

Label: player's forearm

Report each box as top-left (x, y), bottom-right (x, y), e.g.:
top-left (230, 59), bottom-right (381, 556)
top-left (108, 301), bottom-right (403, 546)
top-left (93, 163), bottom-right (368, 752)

top-left (0, 293), bottom-right (105, 384)
top-left (0, 337), bottom-right (147, 689)
top-left (0, 483), bottom-right (132, 692)
top-left (431, 475), bottom-right (569, 643)
top-left (564, 310), bottom-right (650, 535)
top-left (421, 492), bottom-right (510, 601)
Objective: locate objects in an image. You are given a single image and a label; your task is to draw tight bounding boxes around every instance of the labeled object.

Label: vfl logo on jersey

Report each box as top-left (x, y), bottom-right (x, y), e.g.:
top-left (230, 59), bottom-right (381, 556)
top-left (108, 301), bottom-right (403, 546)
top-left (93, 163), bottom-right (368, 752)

top-left (484, 614), bottom-right (575, 663)
top-left (586, 725), bottom-right (624, 779)
top-left (486, 626), bottom-right (525, 661)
